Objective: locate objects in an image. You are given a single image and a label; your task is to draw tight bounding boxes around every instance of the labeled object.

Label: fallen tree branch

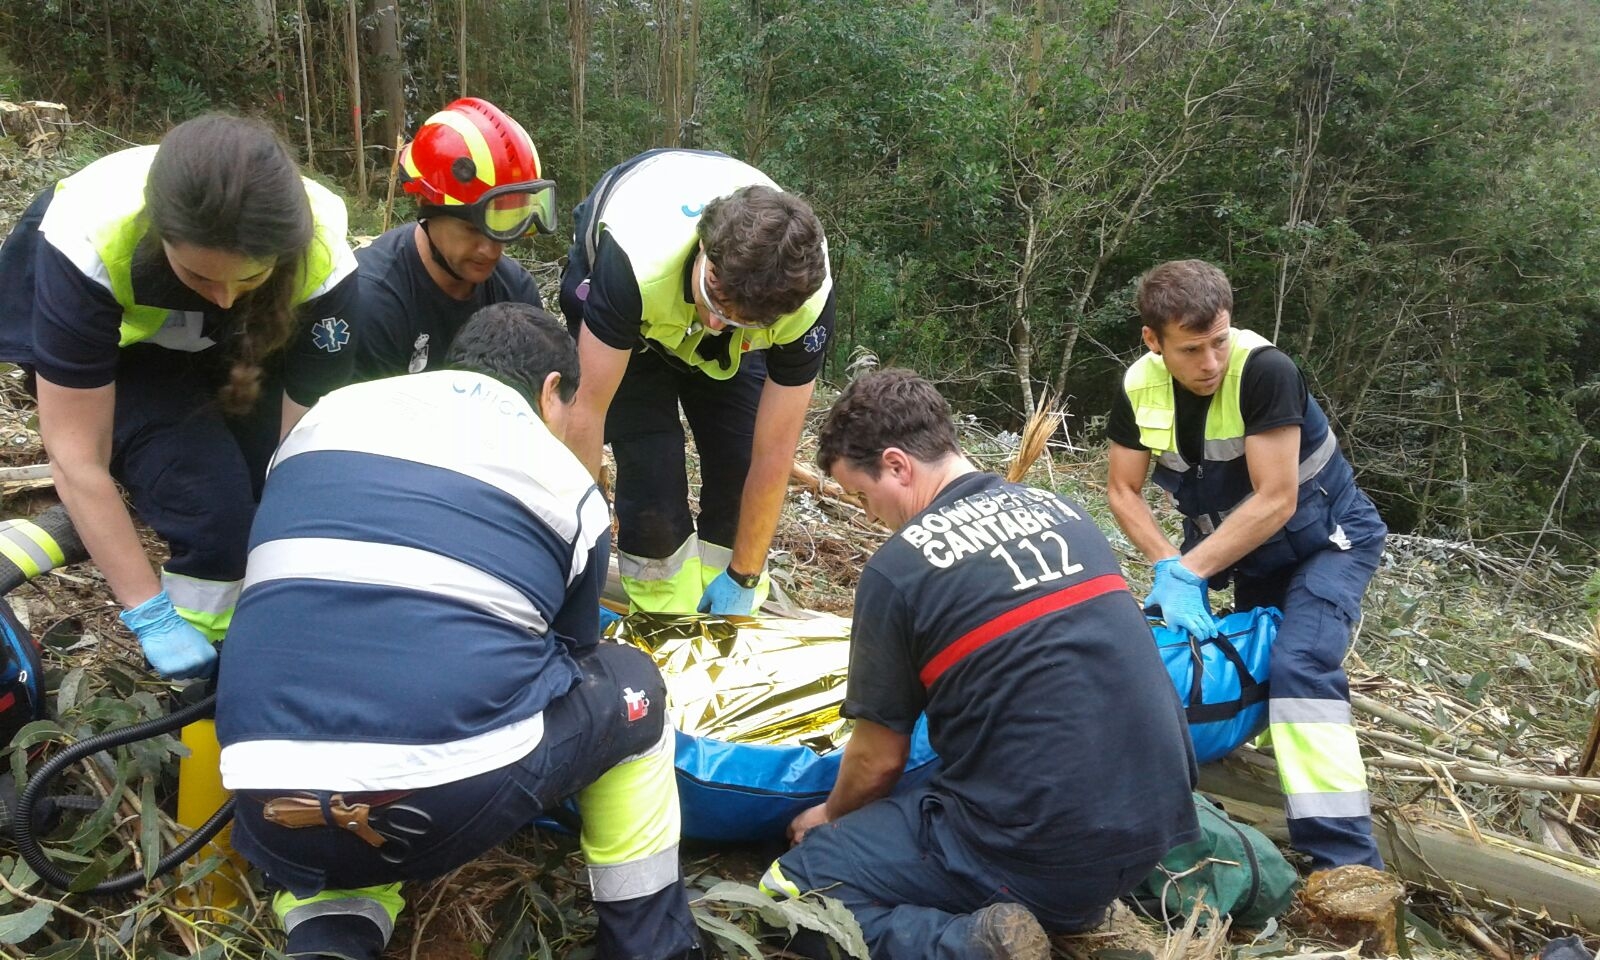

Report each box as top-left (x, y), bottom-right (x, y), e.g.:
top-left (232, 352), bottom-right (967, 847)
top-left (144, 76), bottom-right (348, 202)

top-left (1352, 692), bottom-right (1504, 764)
top-left (1370, 753), bottom-right (1600, 799)
top-left (0, 463), bottom-right (51, 482)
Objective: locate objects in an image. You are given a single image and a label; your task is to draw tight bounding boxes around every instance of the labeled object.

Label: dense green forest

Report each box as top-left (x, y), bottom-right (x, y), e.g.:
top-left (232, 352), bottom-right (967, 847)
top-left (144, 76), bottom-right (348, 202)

top-left (3, 0), bottom-right (1598, 552)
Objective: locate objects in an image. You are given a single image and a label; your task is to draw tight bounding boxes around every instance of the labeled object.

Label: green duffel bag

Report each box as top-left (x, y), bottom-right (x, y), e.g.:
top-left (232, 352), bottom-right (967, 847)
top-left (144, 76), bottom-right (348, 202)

top-left (1130, 793), bottom-right (1297, 928)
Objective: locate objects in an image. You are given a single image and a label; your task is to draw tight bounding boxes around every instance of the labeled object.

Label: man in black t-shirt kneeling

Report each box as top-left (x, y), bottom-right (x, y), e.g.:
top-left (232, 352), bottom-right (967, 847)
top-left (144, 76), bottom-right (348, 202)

top-left (759, 370), bottom-right (1199, 960)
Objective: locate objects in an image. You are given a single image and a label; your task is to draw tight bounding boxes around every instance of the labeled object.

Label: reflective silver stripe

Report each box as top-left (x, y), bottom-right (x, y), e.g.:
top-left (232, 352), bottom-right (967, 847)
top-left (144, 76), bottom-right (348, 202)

top-left (0, 523), bottom-right (55, 575)
top-left (617, 535), bottom-right (697, 583)
top-left (1156, 451), bottom-right (1189, 473)
top-left (697, 541), bottom-right (733, 573)
top-left (1202, 436), bottom-right (1246, 461)
top-left (1271, 697), bottom-right (1353, 725)
top-left (1297, 430), bottom-right (1339, 484)
top-left (1191, 431), bottom-right (1343, 537)
top-left (162, 570), bottom-right (241, 614)
top-left (243, 537), bottom-right (549, 632)
top-left (281, 897), bottom-right (396, 942)
top-left (309, 236), bottom-right (359, 298)
top-left (588, 844), bottom-right (680, 902)
top-left (1284, 790), bottom-right (1371, 820)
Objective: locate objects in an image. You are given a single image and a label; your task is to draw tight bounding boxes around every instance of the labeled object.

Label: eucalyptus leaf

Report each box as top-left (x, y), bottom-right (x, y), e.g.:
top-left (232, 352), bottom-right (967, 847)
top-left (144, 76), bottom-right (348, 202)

top-left (7, 854), bottom-right (38, 893)
top-left (0, 900), bottom-right (52, 943)
top-left (53, 667), bottom-right (86, 717)
top-left (65, 765), bottom-right (127, 849)
top-left (139, 778), bottom-right (161, 881)
top-left (129, 691), bottom-right (165, 720)
top-left (193, 941), bottom-right (227, 960)
top-left (66, 847), bottom-right (128, 894)
top-left (8, 718), bottom-right (66, 752)
top-left (692, 912), bottom-right (765, 959)
top-left (74, 698), bottom-right (140, 725)
top-left (175, 853), bottom-right (225, 890)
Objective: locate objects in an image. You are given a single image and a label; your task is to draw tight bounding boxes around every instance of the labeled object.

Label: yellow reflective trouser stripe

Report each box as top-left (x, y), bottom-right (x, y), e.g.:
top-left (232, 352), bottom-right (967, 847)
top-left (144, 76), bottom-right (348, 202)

top-left (758, 861), bottom-right (801, 900)
top-left (0, 519), bottom-right (68, 577)
top-left (273, 883), bottom-right (404, 942)
top-left (619, 537), bottom-right (772, 614)
top-left (1269, 719), bottom-right (1369, 795)
top-left (162, 569), bottom-right (240, 641)
top-left (618, 536), bottom-right (703, 614)
top-left (577, 724), bottom-right (680, 899)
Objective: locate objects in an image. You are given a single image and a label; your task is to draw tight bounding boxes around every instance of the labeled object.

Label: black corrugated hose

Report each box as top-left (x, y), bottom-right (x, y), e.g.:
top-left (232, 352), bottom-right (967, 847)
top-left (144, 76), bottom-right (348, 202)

top-left (2, 506), bottom-right (236, 893)
top-left (12, 693), bottom-right (235, 894)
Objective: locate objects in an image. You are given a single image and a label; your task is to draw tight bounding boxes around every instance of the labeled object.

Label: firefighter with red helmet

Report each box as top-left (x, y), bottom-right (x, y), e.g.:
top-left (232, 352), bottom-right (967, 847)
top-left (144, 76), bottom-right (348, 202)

top-left (352, 98), bottom-right (556, 381)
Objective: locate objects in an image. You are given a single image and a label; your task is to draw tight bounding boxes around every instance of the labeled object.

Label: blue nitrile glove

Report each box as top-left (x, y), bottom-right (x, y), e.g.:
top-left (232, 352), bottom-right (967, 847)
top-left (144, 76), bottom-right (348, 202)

top-left (1145, 556), bottom-right (1220, 640)
top-left (697, 571), bottom-right (758, 616)
top-left (119, 591), bottom-right (218, 680)
top-left (598, 604), bottom-right (624, 631)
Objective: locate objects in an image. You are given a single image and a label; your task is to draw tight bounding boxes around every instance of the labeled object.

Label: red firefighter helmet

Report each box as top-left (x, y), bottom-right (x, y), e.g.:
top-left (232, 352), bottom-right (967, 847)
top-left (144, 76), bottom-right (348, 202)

top-left (398, 98), bottom-right (555, 241)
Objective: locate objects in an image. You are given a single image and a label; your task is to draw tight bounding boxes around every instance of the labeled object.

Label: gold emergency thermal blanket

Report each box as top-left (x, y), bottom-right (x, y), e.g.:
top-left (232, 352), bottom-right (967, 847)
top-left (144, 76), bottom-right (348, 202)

top-left (608, 612), bottom-right (855, 752)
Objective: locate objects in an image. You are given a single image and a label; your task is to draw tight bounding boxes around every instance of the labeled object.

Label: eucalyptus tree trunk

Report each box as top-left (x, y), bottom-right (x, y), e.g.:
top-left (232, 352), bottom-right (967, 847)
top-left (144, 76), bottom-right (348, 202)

top-left (363, 0), bottom-right (406, 171)
top-left (569, 0), bottom-right (590, 183)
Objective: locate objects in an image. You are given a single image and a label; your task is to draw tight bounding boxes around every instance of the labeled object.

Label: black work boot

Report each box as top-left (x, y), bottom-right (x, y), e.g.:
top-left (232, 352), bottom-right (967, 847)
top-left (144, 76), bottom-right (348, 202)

top-left (283, 914), bottom-right (387, 960)
top-left (969, 902), bottom-right (1049, 960)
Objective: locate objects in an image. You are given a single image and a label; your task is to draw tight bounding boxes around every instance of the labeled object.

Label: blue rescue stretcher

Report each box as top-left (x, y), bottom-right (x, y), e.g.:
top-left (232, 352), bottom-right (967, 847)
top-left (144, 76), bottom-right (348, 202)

top-left (665, 607), bottom-right (1277, 842)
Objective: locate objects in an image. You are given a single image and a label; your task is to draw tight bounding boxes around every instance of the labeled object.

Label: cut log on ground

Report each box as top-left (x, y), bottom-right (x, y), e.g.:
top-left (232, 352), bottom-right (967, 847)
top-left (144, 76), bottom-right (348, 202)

top-left (0, 100), bottom-right (69, 155)
top-left (1294, 865), bottom-right (1406, 957)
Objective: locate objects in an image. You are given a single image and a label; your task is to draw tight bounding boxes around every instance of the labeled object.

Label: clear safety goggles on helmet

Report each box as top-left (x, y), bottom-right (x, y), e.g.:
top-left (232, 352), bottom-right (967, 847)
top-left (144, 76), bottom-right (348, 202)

top-left (432, 179), bottom-right (557, 242)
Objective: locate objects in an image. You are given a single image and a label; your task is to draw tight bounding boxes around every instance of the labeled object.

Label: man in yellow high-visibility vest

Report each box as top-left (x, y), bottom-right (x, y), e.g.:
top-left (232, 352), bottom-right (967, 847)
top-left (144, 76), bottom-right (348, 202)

top-left (1106, 259), bottom-right (1387, 872)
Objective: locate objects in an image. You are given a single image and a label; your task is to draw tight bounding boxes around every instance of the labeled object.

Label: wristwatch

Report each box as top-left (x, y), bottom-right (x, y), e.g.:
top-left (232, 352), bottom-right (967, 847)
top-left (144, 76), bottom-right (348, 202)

top-left (725, 567), bottom-right (762, 590)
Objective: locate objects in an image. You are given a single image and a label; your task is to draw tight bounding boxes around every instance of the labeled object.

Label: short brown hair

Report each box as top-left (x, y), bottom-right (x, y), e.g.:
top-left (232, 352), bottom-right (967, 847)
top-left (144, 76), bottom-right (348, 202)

top-left (698, 184), bottom-right (827, 325)
top-left (816, 369), bottom-right (960, 477)
top-left (1135, 259), bottom-right (1233, 337)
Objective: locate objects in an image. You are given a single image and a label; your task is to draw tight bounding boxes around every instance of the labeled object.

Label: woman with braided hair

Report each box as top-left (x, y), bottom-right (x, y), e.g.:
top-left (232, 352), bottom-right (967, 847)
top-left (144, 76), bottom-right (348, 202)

top-left (0, 114), bottom-right (359, 679)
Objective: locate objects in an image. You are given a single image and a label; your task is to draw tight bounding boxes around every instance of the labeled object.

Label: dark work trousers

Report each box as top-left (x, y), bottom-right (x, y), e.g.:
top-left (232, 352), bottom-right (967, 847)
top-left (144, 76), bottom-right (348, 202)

top-left (772, 790), bottom-right (1159, 960)
top-left (106, 345), bottom-right (283, 586)
top-left (604, 346), bottom-right (765, 561)
top-left (230, 642), bottom-right (700, 960)
top-left (1234, 484), bottom-right (1388, 871)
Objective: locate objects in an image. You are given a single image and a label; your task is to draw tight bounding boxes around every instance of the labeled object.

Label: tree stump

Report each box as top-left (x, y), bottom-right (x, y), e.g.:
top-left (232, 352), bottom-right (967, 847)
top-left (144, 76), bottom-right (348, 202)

top-left (1295, 864), bottom-right (1407, 957)
top-left (0, 100), bottom-right (70, 156)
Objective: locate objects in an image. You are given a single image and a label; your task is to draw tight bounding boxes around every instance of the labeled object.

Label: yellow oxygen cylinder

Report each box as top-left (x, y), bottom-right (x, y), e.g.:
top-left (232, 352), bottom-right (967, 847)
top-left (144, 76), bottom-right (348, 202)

top-left (176, 719), bottom-right (250, 911)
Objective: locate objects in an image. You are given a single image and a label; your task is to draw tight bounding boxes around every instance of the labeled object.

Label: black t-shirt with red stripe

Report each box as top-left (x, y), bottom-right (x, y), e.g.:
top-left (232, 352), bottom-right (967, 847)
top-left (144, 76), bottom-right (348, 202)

top-left (844, 471), bottom-right (1199, 867)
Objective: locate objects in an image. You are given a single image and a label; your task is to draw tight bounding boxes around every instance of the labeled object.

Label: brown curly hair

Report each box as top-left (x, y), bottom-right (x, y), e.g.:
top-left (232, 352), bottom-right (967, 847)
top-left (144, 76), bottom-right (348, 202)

top-left (697, 184), bottom-right (827, 326)
top-left (145, 114), bottom-right (316, 415)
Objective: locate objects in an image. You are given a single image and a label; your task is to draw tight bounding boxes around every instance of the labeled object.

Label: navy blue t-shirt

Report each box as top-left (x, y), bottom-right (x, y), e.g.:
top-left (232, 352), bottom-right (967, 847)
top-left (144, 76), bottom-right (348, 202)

top-left (351, 223), bottom-right (545, 380)
top-left (845, 472), bottom-right (1199, 867)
